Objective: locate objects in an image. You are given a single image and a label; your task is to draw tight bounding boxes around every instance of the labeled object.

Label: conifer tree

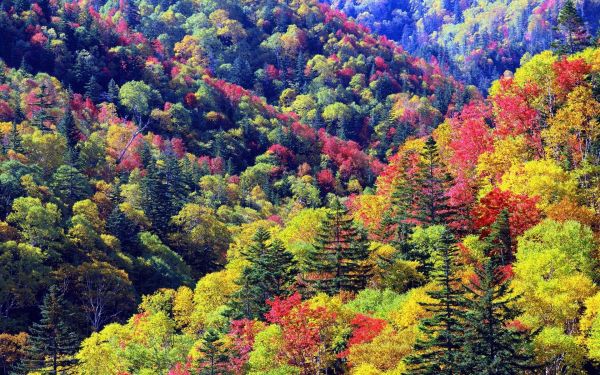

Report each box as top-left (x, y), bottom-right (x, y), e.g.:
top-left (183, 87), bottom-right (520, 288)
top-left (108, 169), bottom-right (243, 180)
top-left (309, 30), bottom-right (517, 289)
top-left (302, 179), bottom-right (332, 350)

top-left (305, 197), bottom-right (371, 295)
top-left (459, 257), bottom-right (536, 374)
top-left (26, 286), bottom-right (79, 375)
top-left (405, 228), bottom-right (465, 374)
top-left (32, 83), bottom-right (52, 131)
top-left (140, 155), bottom-right (170, 235)
top-left (161, 146), bottom-right (189, 214)
top-left (229, 227), bottom-right (297, 319)
top-left (553, 0), bottom-right (590, 54)
top-left (57, 109), bottom-right (79, 163)
top-left (484, 209), bottom-right (512, 267)
top-left (414, 137), bottom-right (455, 227)
top-left (9, 121), bottom-right (23, 154)
top-left (106, 79), bottom-right (119, 103)
top-left (84, 76), bottom-right (102, 102)
top-left (197, 329), bottom-right (229, 375)
top-left (458, 214), bottom-right (536, 373)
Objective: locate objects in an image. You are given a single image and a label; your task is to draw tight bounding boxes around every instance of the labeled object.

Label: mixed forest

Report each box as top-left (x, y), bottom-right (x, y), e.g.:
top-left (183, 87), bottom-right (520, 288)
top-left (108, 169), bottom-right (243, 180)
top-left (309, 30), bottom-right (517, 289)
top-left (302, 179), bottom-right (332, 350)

top-left (0, 0), bottom-right (598, 374)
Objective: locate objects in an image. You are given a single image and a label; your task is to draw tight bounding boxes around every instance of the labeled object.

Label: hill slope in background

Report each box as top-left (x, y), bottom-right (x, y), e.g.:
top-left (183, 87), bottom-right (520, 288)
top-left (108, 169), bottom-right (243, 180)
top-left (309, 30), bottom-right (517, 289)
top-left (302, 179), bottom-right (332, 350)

top-left (0, 1), bottom-right (599, 374)
top-left (330, 0), bottom-right (600, 90)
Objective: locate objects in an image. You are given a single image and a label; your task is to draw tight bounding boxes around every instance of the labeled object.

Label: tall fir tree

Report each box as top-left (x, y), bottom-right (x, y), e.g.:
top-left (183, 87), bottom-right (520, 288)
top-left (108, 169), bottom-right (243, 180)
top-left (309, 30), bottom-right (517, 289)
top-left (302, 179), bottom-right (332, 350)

top-left (553, 0), bottom-right (590, 54)
top-left (459, 257), bottom-right (536, 374)
top-left (414, 137), bottom-right (455, 227)
top-left (229, 227), bottom-right (297, 319)
top-left (484, 209), bottom-right (512, 267)
top-left (140, 155), bottom-right (170, 236)
top-left (161, 146), bottom-right (189, 215)
top-left (57, 108), bottom-right (80, 164)
top-left (84, 76), bottom-right (102, 102)
top-left (32, 83), bottom-right (53, 131)
top-left (405, 228), bottom-right (465, 374)
top-left (106, 79), bottom-right (119, 103)
top-left (9, 121), bottom-right (23, 154)
top-left (305, 197), bottom-right (372, 295)
top-left (26, 286), bottom-right (79, 375)
top-left (196, 329), bottom-right (229, 375)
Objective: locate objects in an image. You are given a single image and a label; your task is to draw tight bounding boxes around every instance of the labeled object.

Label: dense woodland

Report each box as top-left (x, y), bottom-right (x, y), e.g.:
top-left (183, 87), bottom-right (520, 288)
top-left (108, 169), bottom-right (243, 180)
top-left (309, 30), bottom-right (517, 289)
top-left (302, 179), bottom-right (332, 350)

top-left (0, 0), bottom-right (599, 374)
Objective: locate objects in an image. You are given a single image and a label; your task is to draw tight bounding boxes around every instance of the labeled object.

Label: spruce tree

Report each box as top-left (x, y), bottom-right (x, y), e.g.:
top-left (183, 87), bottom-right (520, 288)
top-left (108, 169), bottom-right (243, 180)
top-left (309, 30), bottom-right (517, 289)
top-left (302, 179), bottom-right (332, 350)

top-left (57, 109), bottom-right (79, 163)
top-left (84, 76), bottom-right (102, 102)
top-left (26, 286), bottom-right (79, 375)
top-left (106, 79), bottom-right (119, 103)
top-left (197, 329), bottom-right (229, 375)
top-left (229, 228), bottom-right (297, 319)
top-left (140, 155), bottom-right (170, 235)
top-left (32, 83), bottom-right (52, 131)
top-left (161, 146), bottom-right (189, 215)
top-left (9, 121), bottom-right (23, 154)
top-left (405, 228), bottom-right (465, 374)
top-left (305, 197), bottom-right (372, 295)
top-left (414, 137), bottom-right (455, 227)
top-left (553, 0), bottom-right (590, 54)
top-left (459, 257), bottom-right (536, 374)
top-left (484, 209), bottom-right (512, 267)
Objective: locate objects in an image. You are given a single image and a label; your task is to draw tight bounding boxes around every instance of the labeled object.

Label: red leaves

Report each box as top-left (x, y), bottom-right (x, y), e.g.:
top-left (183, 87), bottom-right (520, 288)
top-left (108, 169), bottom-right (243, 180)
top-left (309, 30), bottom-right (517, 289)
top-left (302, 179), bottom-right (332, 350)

top-left (347, 314), bottom-right (386, 347)
top-left (553, 58), bottom-right (591, 99)
top-left (30, 32), bottom-right (47, 46)
top-left (265, 293), bottom-right (338, 372)
top-left (317, 169), bottom-right (335, 192)
top-left (473, 188), bottom-right (541, 240)
top-left (319, 130), bottom-right (376, 180)
top-left (226, 319), bottom-right (262, 373)
top-left (449, 101), bottom-right (493, 170)
top-left (374, 56), bottom-right (387, 71)
top-left (183, 93), bottom-right (198, 109)
top-left (268, 144), bottom-right (296, 167)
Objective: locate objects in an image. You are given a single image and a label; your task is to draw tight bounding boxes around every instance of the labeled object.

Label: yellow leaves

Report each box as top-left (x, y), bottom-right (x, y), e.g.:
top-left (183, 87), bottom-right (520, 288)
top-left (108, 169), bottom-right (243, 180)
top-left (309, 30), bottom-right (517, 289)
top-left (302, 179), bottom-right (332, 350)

top-left (173, 286), bottom-right (195, 333)
top-left (209, 9), bottom-right (247, 43)
top-left (476, 135), bottom-right (529, 185)
top-left (580, 292), bottom-right (600, 361)
top-left (347, 325), bottom-right (409, 374)
top-left (191, 269), bottom-right (241, 330)
top-left (21, 130), bottom-right (67, 173)
top-left (499, 159), bottom-right (577, 210)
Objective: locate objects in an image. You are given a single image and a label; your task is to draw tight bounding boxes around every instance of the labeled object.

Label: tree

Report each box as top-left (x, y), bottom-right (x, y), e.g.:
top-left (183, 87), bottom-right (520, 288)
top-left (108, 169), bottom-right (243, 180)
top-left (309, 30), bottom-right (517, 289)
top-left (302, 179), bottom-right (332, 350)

top-left (229, 227), bottom-right (298, 320)
top-left (57, 109), bottom-right (80, 163)
top-left (26, 286), bottom-right (79, 374)
top-left (196, 329), bottom-right (229, 375)
top-left (305, 197), bottom-right (371, 295)
top-left (413, 137), bottom-right (455, 226)
top-left (119, 81), bottom-right (158, 116)
top-left (72, 262), bottom-right (136, 332)
top-left (459, 258), bottom-right (536, 373)
top-left (50, 165), bottom-right (91, 208)
top-left (140, 155), bottom-right (170, 234)
top-left (405, 228), bottom-right (465, 374)
top-left (7, 197), bottom-right (63, 255)
top-left (553, 0), bottom-right (590, 54)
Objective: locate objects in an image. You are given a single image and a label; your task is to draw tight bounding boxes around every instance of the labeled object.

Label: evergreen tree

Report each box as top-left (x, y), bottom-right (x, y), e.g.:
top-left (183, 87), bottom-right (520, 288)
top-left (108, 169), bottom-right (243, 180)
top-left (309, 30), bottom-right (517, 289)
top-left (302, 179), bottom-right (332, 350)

top-left (140, 156), bottom-right (170, 235)
top-left (229, 228), bottom-right (297, 319)
top-left (57, 109), bottom-right (79, 163)
top-left (405, 228), bottom-right (465, 374)
top-left (26, 286), bottom-right (79, 375)
top-left (305, 197), bottom-right (372, 295)
top-left (197, 329), bottom-right (229, 375)
top-left (32, 83), bottom-right (52, 131)
top-left (105, 79), bottom-right (119, 103)
top-left (50, 165), bottom-right (91, 208)
top-left (414, 137), bottom-right (455, 226)
top-left (553, 0), bottom-right (590, 54)
top-left (161, 146), bottom-right (189, 214)
top-left (459, 257), bottom-right (536, 374)
top-left (484, 209), bottom-right (512, 267)
top-left (9, 121), bottom-right (23, 154)
top-left (84, 76), bottom-right (102, 102)
top-left (382, 152), bottom-right (418, 253)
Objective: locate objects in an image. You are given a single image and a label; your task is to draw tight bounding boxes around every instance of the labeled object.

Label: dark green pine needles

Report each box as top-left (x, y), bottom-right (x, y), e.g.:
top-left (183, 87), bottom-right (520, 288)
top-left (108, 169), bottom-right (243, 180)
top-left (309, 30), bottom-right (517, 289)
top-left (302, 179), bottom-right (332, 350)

top-left (305, 196), bottom-right (371, 295)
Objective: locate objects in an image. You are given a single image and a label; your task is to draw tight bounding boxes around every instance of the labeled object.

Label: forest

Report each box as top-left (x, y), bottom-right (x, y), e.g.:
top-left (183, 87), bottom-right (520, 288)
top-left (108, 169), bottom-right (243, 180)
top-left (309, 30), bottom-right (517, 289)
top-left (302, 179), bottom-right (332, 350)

top-left (0, 0), bottom-right (598, 374)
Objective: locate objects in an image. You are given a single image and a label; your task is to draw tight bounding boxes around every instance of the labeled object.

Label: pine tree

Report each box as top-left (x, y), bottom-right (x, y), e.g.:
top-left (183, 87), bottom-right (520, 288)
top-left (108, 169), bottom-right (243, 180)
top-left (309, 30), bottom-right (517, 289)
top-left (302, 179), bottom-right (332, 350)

top-left (383, 153), bottom-right (418, 253)
top-left (459, 257), bottom-right (536, 374)
top-left (106, 79), bottom-right (119, 103)
top-left (26, 286), bottom-right (79, 375)
top-left (229, 228), bottom-right (297, 319)
top-left (9, 121), bottom-right (23, 154)
top-left (414, 137), bottom-right (455, 227)
top-left (32, 83), bottom-right (52, 131)
top-left (553, 0), bottom-right (590, 54)
top-left (197, 329), bottom-right (229, 375)
top-left (305, 197), bottom-right (372, 295)
top-left (161, 146), bottom-right (189, 215)
top-left (405, 228), bottom-right (465, 374)
top-left (50, 165), bottom-right (92, 208)
top-left (84, 76), bottom-right (102, 102)
top-left (484, 209), bottom-right (512, 267)
top-left (57, 109), bottom-right (80, 163)
top-left (140, 155), bottom-right (170, 235)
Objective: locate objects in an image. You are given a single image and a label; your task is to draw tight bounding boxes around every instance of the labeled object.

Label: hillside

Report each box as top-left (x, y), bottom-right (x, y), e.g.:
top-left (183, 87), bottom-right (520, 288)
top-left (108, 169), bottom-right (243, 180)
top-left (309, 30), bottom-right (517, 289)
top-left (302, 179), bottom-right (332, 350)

top-left (330, 0), bottom-right (600, 90)
top-left (0, 0), bottom-right (599, 374)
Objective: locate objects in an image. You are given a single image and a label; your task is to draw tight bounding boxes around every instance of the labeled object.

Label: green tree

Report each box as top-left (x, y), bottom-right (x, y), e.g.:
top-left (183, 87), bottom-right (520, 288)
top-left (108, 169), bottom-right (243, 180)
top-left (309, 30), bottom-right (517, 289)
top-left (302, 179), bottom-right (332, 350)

top-left (229, 227), bottom-right (297, 319)
top-left (7, 197), bottom-right (63, 255)
top-left (26, 286), bottom-right (79, 374)
top-left (197, 329), bottom-right (229, 375)
top-left (305, 197), bottom-right (372, 295)
top-left (57, 109), bottom-right (79, 163)
top-left (414, 137), bottom-right (455, 227)
top-left (140, 156), bottom-right (170, 235)
top-left (553, 0), bottom-right (590, 54)
top-left (119, 80), bottom-right (159, 116)
top-left (405, 228), bottom-right (465, 374)
top-left (50, 165), bottom-right (91, 208)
